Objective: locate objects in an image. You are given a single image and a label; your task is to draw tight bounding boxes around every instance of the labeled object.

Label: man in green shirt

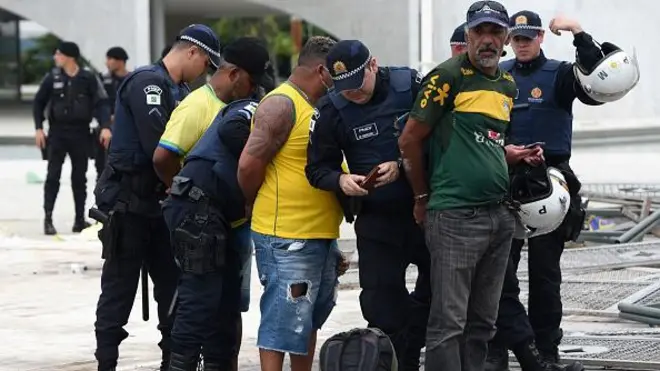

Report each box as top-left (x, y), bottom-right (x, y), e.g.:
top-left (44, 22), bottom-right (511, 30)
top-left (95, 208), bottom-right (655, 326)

top-left (398, 1), bottom-right (543, 370)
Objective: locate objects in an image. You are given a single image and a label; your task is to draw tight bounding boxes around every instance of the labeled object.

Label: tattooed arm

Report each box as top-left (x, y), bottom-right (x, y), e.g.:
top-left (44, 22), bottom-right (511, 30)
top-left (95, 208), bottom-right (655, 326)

top-left (238, 95), bottom-right (295, 206)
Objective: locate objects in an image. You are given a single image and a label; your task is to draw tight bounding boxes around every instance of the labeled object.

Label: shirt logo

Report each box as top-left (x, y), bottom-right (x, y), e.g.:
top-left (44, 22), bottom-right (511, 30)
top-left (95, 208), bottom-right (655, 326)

top-left (528, 87), bottom-right (543, 103)
top-left (144, 85), bottom-right (163, 106)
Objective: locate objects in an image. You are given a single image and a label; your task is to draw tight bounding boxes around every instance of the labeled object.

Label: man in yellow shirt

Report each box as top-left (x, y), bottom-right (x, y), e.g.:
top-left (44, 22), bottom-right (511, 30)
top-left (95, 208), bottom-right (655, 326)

top-left (238, 36), bottom-right (342, 371)
top-left (154, 37), bottom-right (275, 187)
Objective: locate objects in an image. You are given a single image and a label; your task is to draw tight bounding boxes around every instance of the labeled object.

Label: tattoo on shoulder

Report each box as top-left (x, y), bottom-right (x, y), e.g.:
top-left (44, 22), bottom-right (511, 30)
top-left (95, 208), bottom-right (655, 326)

top-left (245, 95), bottom-right (295, 160)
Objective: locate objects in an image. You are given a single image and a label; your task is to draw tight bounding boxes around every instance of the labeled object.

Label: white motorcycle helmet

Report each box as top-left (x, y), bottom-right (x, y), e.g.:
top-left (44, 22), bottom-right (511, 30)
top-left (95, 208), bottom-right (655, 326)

top-left (510, 165), bottom-right (571, 239)
top-left (573, 42), bottom-right (640, 103)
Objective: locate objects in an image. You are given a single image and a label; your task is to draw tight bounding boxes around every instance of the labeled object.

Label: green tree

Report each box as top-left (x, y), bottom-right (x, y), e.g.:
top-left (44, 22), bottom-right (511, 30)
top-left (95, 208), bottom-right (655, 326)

top-left (21, 33), bottom-right (60, 84)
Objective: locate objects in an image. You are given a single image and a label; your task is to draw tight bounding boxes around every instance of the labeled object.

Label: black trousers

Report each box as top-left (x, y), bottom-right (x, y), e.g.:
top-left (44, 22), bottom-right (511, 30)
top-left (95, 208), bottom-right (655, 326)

top-left (94, 212), bottom-right (180, 368)
top-left (355, 210), bottom-right (431, 371)
top-left (44, 129), bottom-right (89, 218)
top-left (93, 128), bottom-right (107, 182)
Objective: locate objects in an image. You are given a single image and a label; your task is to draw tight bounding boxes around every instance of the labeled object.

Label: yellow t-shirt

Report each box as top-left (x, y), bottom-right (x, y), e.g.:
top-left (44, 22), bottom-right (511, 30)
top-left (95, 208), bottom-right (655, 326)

top-left (251, 82), bottom-right (343, 239)
top-left (158, 84), bottom-right (225, 157)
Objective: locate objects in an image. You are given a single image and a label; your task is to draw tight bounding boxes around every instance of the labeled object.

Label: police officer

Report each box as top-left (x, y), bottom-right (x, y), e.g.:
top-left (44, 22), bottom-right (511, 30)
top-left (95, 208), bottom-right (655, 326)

top-left (162, 97), bottom-right (263, 370)
top-left (33, 41), bottom-right (111, 235)
top-left (487, 12), bottom-right (607, 371)
top-left (92, 24), bottom-right (221, 371)
top-left (95, 46), bottom-right (130, 181)
top-left (156, 39), bottom-right (273, 371)
top-left (306, 40), bottom-right (431, 371)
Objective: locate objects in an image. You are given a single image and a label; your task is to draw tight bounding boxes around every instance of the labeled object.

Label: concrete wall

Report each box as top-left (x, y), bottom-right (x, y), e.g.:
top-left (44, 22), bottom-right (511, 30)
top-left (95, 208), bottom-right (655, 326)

top-left (0, 0), bottom-right (151, 71)
top-left (432, 0), bottom-right (656, 126)
top-left (249, 0), bottom-right (418, 67)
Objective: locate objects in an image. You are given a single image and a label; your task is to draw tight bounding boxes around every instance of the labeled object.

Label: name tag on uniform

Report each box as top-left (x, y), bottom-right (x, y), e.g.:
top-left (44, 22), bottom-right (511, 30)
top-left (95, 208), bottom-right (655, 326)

top-left (353, 123), bottom-right (379, 141)
top-left (53, 82), bottom-right (64, 89)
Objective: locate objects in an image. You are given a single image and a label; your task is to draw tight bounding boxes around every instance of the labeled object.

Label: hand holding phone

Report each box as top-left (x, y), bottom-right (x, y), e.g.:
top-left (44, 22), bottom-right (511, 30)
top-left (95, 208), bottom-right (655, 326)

top-left (360, 166), bottom-right (381, 190)
top-left (524, 141), bottom-right (545, 149)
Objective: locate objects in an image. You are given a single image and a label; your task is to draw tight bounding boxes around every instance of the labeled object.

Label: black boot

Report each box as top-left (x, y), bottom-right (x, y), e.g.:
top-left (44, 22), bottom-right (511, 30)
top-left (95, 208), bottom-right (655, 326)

top-left (160, 350), bottom-right (170, 371)
top-left (44, 214), bottom-right (57, 235)
top-left (485, 344), bottom-right (510, 371)
top-left (513, 342), bottom-right (584, 371)
top-left (168, 352), bottom-right (199, 371)
top-left (72, 217), bottom-right (91, 233)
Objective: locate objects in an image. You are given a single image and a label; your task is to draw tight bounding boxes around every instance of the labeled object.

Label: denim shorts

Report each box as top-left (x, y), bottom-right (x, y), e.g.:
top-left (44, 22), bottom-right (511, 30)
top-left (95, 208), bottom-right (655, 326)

top-left (230, 223), bottom-right (253, 313)
top-left (253, 231), bottom-right (340, 355)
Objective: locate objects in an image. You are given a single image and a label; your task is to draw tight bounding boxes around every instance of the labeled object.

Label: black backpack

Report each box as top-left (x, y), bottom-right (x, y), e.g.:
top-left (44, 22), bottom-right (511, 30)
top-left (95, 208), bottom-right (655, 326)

top-left (319, 327), bottom-right (398, 371)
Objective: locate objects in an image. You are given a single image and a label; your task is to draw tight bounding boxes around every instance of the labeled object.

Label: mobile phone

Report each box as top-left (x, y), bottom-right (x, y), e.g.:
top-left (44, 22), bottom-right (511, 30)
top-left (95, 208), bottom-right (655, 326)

top-left (360, 166), bottom-right (381, 190)
top-left (524, 141), bottom-right (545, 149)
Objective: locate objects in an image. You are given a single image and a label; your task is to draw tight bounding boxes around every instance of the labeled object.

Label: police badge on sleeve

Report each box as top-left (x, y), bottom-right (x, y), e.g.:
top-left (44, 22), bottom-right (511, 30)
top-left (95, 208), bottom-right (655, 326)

top-left (144, 85), bottom-right (162, 105)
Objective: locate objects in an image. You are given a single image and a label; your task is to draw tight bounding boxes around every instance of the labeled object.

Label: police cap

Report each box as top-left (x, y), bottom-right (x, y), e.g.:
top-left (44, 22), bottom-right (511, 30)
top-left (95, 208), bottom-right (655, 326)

top-left (176, 24), bottom-right (222, 69)
top-left (450, 23), bottom-right (467, 46)
top-left (222, 37), bottom-right (275, 92)
top-left (106, 46), bottom-right (129, 61)
top-left (509, 11), bottom-right (543, 39)
top-left (326, 40), bottom-right (371, 92)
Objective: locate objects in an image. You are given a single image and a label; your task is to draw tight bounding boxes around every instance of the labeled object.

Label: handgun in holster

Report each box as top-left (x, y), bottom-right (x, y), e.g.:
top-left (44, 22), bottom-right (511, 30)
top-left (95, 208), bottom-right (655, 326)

top-left (170, 176), bottom-right (228, 274)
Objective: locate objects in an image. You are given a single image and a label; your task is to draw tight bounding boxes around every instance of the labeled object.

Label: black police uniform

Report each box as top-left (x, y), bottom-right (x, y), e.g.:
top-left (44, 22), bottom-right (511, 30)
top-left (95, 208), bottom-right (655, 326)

top-left (95, 71), bottom-right (127, 180)
top-left (33, 64), bottom-right (110, 233)
top-left (93, 60), bottom-right (190, 371)
top-left (161, 99), bottom-right (257, 370)
top-left (307, 65), bottom-right (431, 371)
top-left (487, 12), bottom-right (605, 369)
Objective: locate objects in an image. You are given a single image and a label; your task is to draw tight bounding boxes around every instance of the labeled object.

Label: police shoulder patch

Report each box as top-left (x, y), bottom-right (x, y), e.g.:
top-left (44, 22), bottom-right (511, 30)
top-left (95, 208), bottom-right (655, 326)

top-left (144, 84), bottom-right (162, 105)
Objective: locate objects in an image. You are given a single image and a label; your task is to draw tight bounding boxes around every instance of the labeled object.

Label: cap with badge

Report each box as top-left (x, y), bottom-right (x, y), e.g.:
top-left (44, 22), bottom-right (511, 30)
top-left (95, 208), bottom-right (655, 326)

top-left (222, 37), bottom-right (275, 92)
top-left (326, 40), bottom-right (372, 92)
top-left (450, 23), bottom-right (467, 46)
top-left (176, 24), bottom-right (222, 69)
top-left (509, 11), bottom-right (544, 39)
top-left (466, 1), bottom-right (509, 29)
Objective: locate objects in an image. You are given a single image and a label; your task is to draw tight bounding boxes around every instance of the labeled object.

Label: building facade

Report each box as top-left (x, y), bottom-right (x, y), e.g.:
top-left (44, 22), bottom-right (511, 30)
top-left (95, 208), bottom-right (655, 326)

top-left (0, 0), bottom-right (654, 128)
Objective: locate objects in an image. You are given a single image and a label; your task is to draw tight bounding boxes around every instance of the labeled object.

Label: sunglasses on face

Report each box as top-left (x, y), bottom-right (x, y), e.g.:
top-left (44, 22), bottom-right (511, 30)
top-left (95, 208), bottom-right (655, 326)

top-left (467, 1), bottom-right (507, 15)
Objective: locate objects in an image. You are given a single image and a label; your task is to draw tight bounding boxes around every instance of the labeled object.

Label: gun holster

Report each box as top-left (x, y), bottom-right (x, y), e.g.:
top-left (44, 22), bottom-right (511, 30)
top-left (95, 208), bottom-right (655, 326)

top-left (173, 212), bottom-right (228, 274)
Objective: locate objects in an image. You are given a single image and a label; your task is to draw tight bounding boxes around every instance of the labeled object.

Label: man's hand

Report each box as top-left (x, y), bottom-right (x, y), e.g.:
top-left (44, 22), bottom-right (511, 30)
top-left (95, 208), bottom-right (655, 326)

top-left (505, 145), bottom-right (543, 165)
top-left (339, 173), bottom-right (368, 196)
top-left (549, 16), bottom-right (583, 36)
top-left (413, 197), bottom-right (428, 225)
top-left (336, 253), bottom-right (349, 277)
top-left (374, 161), bottom-right (400, 188)
top-left (35, 129), bottom-right (47, 149)
top-left (99, 128), bottom-right (112, 149)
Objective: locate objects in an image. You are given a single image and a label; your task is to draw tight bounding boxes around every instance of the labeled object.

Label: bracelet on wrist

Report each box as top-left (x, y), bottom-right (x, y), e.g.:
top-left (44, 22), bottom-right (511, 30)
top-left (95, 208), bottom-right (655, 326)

top-left (414, 193), bottom-right (429, 202)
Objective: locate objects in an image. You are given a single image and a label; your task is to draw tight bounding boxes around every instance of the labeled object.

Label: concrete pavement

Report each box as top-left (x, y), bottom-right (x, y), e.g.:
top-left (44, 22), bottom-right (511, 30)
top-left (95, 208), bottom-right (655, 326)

top-left (0, 151), bottom-right (655, 370)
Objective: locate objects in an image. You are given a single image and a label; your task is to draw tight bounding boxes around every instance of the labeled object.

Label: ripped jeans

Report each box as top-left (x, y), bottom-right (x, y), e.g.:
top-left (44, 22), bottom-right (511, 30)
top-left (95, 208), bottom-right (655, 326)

top-left (252, 231), bottom-right (340, 355)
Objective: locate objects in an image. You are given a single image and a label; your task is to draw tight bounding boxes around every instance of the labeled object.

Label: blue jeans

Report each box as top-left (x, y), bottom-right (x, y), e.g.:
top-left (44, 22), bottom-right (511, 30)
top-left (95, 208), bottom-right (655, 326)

top-left (253, 231), bottom-right (340, 355)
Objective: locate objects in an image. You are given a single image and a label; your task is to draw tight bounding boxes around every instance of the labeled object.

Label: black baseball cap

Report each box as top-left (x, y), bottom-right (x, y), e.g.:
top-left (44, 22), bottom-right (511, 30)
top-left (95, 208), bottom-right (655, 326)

top-left (222, 37), bottom-right (275, 91)
top-left (326, 40), bottom-right (371, 92)
top-left (450, 23), bottom-right (467, 45)
top-left (106, 46), bottom-right (128, 61)
top-left (466, 1), bottom-right (509, 29)
top-left (509, 11), bottom-right (544, 39)
top-left (176, 24), bottom-right (221, 68)
top-left (57, 41), bottom-right (80, 59)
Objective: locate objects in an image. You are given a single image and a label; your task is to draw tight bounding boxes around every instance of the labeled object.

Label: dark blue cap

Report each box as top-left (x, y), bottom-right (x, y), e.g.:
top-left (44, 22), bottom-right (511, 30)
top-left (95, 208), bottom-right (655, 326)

top-left (326, 40), bottom-right (371, 92)
top-left (509, 11), bottom-right (543, 39)
top-left (450, 23), bottom-right (467, 45)
top-left (176, 24), bottom-right (221, 68)
top-left (466, 1), bottom-right (509, 29)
